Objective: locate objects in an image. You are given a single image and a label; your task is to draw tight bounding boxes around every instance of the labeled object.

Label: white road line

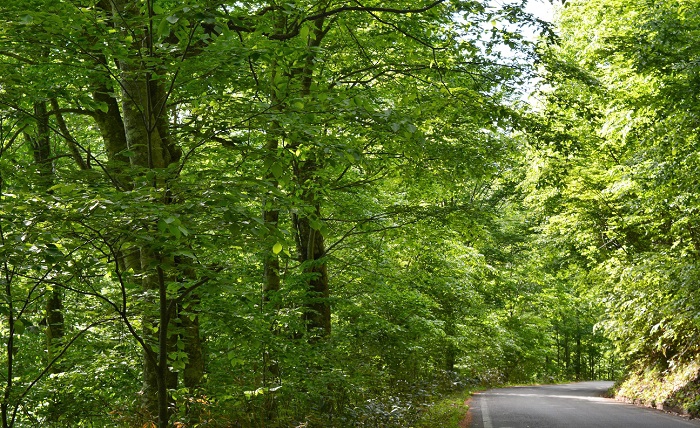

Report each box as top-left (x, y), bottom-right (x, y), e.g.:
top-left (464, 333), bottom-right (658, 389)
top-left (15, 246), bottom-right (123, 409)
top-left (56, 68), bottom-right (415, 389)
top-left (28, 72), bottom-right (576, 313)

top-left (481, 395), bottom-right (493, 428)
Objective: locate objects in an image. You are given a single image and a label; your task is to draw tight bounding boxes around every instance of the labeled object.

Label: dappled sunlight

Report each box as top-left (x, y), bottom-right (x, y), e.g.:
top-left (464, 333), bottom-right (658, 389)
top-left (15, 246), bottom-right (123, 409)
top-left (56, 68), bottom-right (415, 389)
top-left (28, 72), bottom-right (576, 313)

top-left (1, 0), bottom-right (698, 426)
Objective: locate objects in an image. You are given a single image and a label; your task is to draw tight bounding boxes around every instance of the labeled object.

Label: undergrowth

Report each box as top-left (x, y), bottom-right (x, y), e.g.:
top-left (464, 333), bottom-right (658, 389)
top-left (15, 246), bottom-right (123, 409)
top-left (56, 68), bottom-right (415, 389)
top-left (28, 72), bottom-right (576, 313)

top-left (413, 387), bottom-right (476, 428)
top-left (614, 359), bottom-right (700, 417)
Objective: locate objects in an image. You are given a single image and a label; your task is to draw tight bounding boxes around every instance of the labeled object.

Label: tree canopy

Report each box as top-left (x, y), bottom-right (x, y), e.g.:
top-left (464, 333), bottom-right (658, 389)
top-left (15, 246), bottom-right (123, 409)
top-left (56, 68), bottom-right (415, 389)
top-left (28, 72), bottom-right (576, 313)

top-left (1, 0), bottom-right (698, 426)
top-left (525, 0), bottom-right (700, 415)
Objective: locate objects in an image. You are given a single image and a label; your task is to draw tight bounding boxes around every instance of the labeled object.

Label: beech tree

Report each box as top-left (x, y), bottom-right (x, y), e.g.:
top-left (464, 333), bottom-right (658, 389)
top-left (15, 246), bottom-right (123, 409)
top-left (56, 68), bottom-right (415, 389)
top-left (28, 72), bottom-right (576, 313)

top-left (525, 0), bottom-right (700, 403)
top-left (0, 0), bottom-right (565, 426)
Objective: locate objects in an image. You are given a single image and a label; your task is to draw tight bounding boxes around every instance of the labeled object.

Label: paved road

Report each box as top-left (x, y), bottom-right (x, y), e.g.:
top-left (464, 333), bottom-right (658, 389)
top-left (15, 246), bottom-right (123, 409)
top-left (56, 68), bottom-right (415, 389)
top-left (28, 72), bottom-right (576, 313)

top-left (469, 381), bottom-right (700, 428)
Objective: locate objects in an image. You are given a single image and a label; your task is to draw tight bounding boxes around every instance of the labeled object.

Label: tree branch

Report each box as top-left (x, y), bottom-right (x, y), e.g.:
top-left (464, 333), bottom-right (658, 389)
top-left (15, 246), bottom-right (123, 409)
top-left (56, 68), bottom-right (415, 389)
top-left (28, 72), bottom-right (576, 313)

top-left (222, 0), bottom-right (447, 41)
top-left (304, 0), bottom-right (447, 23)
top-left (50, 98), bottom-right (89, 170)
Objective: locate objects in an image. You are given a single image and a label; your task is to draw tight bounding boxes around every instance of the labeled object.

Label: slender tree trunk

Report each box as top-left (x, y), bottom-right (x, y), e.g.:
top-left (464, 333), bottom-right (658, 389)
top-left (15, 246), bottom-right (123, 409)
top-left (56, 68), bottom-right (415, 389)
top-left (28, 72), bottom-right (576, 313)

top-left (555, 328), bottom-right (560, 376)
top-left (444, 313), bottom-right (457, 371)
top-left (261, 20), bottom-right (285, 309)
top-left (179, 258), bottom-right (204, 389)
top-left (564, 333), bottom-right (570, 375)
top-left (92, 79), bottom-right (129, 161)
top-left (259, 41), bottom-right (286, 417)
top-left (181, 305), bottom-right (204, 389)
top-left (575, 328), bottom-right (582, 380)
top-left (262, 62), bottom-right (282, 308)
top-left (90, 72), bottom-right (130, 187)
top-left (28, 101), bottom-right (66, 373)
top-left (30, 101), bottom-right (51, 178)
top-left (263, 202), bottom-right (281, 300)
top-left (45, 291), bottom-right (64, 371)
top-left (445, 345), bottom-right (456, 372)
top-left (262, 133), bottom-right (281, 302)
top-left (262, 162), bottom-right (281, 389)
top-left (1, 213), bottom-right (14, 428)
top-left (293, 202), bottom-right (331, 336)
top-left (291, 13), bottom-right (331, 338)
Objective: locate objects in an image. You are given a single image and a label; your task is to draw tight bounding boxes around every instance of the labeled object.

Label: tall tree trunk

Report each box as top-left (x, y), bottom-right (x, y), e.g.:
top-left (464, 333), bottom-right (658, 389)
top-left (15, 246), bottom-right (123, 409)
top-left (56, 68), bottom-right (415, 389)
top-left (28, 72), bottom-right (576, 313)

top-left (262, 153), bottom-right (281, 393)
top-left (111, 1), bottom-right (178, 423)
top-left (291, 13), bottom-right (331, 338)
top-left (262, 170), bottom-right (282, 423)
top-left (555, 327), bottom-right (561, 376)
top-left (444, 318), bottom-right (457, 372)
top-left (262, 61), bottom-right (282, 308)
top-left (262, 142), bottom-right (281, 306)
top-left (1, 181), bottom-right (15, 428)
top-left (575, 327), bottom-right (582, 380)
top-left (564, 333), bottom-right (570, 375)
top-left (28, 101), bottom-right (66, 372)
top-left (86, 7), bottom-right (192, 412)
top-left (25, 100), bottom-right (66, 424)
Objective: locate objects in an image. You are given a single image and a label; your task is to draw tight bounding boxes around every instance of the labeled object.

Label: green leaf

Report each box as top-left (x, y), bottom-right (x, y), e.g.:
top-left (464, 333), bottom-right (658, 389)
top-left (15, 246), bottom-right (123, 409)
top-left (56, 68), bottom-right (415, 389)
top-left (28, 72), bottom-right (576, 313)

top-left (173, 250), bottom-right (196, 259)
top-left (272, 242), bottom-right (283, 254)
top-left (117, 149), bottom-right (135, 158)
top-left (169, 224), bottom-right (182, 239)
top-left (14, 319), bottom-right (25, 335)
top-left (270, 162), bottom-right (284, 179)
top-left (157, 18), bottom-right (170, 38)
top-left (95, 101), bottom-right (109, 113)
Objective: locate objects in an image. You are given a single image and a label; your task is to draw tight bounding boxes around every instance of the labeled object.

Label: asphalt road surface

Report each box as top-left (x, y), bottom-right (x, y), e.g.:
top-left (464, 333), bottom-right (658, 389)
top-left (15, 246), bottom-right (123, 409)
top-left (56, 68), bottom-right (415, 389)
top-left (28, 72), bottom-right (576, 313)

top-left (468, 381), bottom-right (700, 428)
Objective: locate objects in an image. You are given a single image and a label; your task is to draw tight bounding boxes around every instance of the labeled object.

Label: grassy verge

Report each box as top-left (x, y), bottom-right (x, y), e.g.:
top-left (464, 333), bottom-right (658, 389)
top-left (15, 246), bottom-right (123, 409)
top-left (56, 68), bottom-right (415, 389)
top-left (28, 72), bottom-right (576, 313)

top-left (412, 379), bottom-right (588, 427)
top-left (413, 386), bottom-right (484, 428)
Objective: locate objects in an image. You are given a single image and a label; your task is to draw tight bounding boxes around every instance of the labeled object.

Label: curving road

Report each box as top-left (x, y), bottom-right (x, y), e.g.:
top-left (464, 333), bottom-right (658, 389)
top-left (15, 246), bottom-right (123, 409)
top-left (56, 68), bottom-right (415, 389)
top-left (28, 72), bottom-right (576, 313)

top-left (468, 381), bottom-right (700, 428)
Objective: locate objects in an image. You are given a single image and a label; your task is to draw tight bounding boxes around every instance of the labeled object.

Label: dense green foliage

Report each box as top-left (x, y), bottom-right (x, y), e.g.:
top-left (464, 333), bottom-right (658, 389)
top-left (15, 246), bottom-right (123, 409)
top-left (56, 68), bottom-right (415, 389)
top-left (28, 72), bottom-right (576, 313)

top-left (7, 0), bottom-right (699, 426)
top-left (529, 0), bottom-right (700, 415)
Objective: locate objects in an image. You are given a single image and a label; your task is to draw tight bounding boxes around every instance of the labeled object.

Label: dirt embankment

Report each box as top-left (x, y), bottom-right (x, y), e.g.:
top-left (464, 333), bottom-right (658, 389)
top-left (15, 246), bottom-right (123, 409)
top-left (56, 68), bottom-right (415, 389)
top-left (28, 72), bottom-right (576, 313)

top-left (613, 360), bottom-right (700, 418)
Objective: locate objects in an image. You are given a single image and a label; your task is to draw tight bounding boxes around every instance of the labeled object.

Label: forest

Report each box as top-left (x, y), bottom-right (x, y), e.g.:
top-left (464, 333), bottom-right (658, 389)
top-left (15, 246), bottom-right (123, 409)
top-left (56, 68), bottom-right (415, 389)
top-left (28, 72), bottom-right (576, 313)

top-left (1, 0), bottom-right (699, 426)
